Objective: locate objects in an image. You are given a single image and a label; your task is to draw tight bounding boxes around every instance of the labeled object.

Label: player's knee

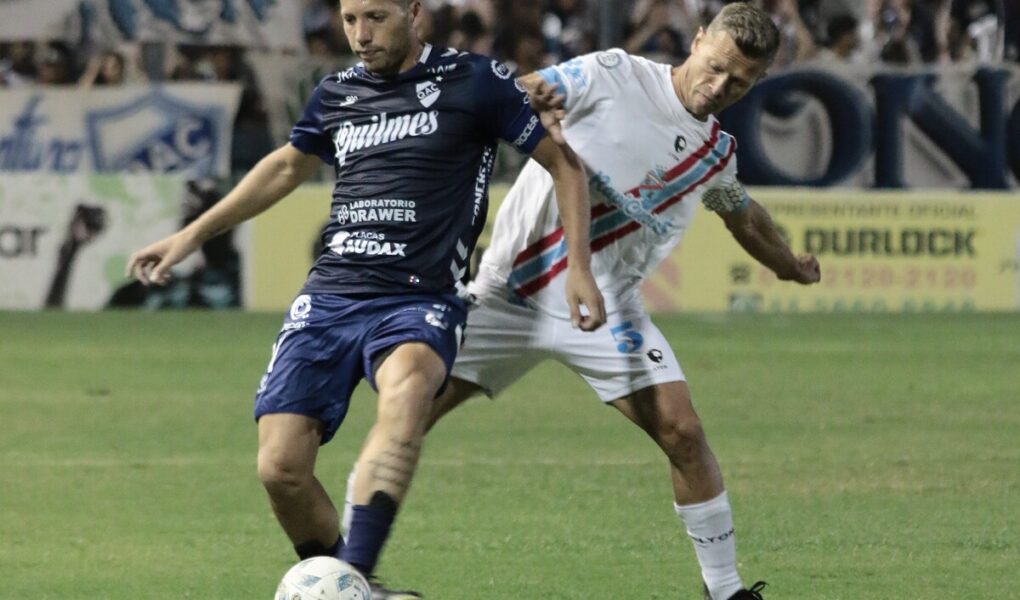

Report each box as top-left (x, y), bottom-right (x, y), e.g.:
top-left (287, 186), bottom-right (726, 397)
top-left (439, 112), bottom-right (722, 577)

top-left (257, 449), bottom-right (310, 495)
top-left (656, 417), bottom-right (707, 463)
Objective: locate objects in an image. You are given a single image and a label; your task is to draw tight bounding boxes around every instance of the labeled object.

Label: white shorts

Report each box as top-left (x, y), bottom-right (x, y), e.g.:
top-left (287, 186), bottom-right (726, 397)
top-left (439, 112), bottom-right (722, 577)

top-left (452, 293), bottom-right (686, 402)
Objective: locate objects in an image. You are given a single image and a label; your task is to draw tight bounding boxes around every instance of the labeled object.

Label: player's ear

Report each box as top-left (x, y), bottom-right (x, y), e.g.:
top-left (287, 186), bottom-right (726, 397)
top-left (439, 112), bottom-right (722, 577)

top-left (691, 26), bottom-right (706, 54)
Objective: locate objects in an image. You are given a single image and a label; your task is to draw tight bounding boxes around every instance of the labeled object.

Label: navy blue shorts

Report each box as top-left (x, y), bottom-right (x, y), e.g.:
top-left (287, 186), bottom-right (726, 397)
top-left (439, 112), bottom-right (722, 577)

top-left (253, 292), bottom-right (466, 444)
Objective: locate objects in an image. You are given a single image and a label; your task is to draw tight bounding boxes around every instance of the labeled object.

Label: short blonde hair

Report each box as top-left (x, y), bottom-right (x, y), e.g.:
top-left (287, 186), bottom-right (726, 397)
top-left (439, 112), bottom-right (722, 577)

top-left (707, 2), bottom-right (781, 63)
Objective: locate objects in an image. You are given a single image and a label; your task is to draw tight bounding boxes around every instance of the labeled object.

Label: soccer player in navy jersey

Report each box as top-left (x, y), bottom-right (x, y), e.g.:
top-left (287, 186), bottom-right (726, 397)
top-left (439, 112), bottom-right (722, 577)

top-left (126, 0), bottom-right (606, 597)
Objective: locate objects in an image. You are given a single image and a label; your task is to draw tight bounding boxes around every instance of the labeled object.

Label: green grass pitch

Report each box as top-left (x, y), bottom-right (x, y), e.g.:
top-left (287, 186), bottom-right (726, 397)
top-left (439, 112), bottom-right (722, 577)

top-left (1, 311), bottom-right (1017, 599)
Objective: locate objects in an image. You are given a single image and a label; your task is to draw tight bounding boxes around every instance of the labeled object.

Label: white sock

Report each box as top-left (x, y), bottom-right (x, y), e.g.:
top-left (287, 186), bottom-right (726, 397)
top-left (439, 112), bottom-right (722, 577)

top-left (341, 464), bottom-right (356, 537)
top-left (674, 491), bottom-right (743, 600)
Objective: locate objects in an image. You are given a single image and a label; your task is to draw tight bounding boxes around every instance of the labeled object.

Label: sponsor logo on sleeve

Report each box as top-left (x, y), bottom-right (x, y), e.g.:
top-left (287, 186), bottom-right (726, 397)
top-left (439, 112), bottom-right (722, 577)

top-left (513, 115), bottom-right (540, 148)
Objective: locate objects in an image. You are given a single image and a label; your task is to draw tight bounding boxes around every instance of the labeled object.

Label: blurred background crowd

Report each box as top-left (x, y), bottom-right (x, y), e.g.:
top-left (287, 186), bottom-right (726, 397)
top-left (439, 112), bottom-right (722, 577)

top-left (2, 0), bottom-right (1017, 88)
top-left (0, 0), bottom-right (1015, 175)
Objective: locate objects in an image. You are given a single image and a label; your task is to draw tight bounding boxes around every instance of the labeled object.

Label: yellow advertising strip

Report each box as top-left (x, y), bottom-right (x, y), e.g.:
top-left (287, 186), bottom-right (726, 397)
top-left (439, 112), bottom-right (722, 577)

top-left (248, 184), bottom-right (332, 311)
top-left (644, 189), bottom-right (1020, 313)
top-left (251, 186), bottom-right (1020, 313)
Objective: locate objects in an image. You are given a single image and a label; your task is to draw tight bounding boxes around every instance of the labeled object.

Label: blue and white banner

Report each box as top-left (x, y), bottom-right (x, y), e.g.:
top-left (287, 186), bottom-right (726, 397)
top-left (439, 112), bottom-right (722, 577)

top-left (0, 83), bottom-right (240, 177)
top-left (0, 0), bottom-right (303, 50)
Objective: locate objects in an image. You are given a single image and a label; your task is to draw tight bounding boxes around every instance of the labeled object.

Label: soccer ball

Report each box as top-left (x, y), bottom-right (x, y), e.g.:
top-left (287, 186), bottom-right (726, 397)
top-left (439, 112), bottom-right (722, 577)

top-left (274, 557), bottom-right (371, 600)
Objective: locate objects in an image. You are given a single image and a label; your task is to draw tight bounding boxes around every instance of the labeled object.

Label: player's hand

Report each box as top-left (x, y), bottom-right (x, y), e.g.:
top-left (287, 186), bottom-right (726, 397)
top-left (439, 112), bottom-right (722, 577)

top-left (530, 79), bottom-right (568, 146)
top-left (126, 231), bottom-right (201, 286)
top-left (780, 254), bottom-right (821, 285)
top-left (566, 267), bottom-right (606, 331)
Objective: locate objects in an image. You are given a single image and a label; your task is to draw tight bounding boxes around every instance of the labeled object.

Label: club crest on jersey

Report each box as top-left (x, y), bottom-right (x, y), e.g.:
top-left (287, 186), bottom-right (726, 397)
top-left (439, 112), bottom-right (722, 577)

top-left (290, 295), bottom-right (312, 320)
top-left (416, 81), bottom-right (441, 108)
top-left (596, 52), bottom-right (621, 68)
top-left (333, 111), bottom-right (440, 167)
top-left (491, 60), bottom-right (513, 80)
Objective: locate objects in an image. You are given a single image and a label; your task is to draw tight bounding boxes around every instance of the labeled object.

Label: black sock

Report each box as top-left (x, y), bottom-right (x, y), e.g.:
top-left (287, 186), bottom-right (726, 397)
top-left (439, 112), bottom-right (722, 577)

top-left (294, 533), bottom-right (345, 560)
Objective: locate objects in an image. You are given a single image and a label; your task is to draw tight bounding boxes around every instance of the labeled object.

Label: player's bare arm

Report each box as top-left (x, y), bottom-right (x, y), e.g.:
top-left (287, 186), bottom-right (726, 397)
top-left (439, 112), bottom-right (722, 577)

top-left (518, 72), bottom-right (567, 145)
top-left (127, 143), bottom-right (321, 286)
top-left (530, 136), bottom-right (607, 330)
top-left (719, 198), bottom-right (821, 284)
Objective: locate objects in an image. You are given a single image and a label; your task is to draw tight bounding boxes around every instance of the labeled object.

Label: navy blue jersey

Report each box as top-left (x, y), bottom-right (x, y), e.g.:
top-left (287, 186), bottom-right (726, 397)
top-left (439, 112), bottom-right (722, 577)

top-left (289, 44), bottom-right (547, 296)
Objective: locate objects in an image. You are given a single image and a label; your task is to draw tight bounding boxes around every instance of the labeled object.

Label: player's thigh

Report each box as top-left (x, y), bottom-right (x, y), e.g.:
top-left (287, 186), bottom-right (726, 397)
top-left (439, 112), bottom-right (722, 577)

top-left (254, 295), bottom-right (371, 444)
top-left (363, 293), bottom-right (468, 413)
top-left (450, 294), bottom-right (550, 398)
top-left (556, 311), bottom-right (686, 402)
top-left (373, 342), bottom-right (449, 422)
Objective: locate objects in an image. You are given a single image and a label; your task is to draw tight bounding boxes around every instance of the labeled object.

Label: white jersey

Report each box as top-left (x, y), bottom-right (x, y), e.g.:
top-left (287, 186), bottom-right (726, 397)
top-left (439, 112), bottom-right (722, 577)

top-left (472, 49), bottom-right (748, 318)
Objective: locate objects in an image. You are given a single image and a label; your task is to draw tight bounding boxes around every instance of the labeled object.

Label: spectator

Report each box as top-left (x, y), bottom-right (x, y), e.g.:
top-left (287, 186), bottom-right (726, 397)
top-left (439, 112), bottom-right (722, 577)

top-left (305, 28), bottom-right (348, 71)
top-left (0, 41), bottom-right (37, 86)
top-left (625, 0), bottom-right (691, 63)
top-left (948, 0), bottom-right (1016, 61)
top-left (448, 10), bottom-right (493, 54)
top-left (863, 0), bottom-right (941, 64)
top-left (36, 42), bottom-right (74, 85)
top-left (79, 50), bottom-right (130, 87)
top-left (303, 0), bottom-right (339, 36)
top-left (207, 46), bottom-right (274, 173)
top-left (494, 25), bottom-right (546, 74)
top-left (169, 44), bottom-right (209, 81)
top-left (815, 13), bottom-right (862, 62)
top-left (545, 0), bottom-right (594, 59)
top-left (760, 0), bottom-right (817, 68)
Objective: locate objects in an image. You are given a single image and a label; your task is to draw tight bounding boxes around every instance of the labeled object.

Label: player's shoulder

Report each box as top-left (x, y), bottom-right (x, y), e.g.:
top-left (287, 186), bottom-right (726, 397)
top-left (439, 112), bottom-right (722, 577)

top-left (678, 112), bottom-right (738, 149)
top-left (581, 48), bottom-right (643, 76)
top-left (436, 47), bottom-right (516, 82)
top-left (712, 116), bottom-right (739, 151)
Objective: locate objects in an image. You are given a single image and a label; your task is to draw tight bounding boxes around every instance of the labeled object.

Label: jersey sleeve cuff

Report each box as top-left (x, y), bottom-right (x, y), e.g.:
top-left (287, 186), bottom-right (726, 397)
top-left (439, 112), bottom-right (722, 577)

top-left (289, 133), bottom-right (334, 165)
top-left (537, 66), bottom-right (569, 107)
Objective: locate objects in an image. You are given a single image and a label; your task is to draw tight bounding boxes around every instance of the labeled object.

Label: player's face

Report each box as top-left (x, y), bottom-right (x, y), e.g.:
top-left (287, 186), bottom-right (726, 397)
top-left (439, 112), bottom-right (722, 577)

top-left (339, 0), bottom-right (422, 76)
top-left (679, 28), bottom-right (769, 119)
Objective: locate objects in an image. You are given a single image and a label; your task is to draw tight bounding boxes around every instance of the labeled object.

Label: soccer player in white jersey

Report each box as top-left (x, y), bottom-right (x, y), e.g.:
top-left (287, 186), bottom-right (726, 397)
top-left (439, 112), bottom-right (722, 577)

top-left (343, 3), bottom-right (820, 599)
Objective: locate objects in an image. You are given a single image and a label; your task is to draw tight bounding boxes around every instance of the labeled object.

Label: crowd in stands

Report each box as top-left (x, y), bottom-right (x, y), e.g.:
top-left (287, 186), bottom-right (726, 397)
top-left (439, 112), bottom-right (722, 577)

top-left (302, 0), bottom-right (1020, 69)
top-left (1, 0), bottom-right (1017, 92)
top-left (0, 0), bottom-right (1015, 175)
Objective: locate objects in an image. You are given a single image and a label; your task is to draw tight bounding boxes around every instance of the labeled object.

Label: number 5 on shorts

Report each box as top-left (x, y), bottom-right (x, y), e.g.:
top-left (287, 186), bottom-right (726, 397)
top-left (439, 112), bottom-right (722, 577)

top-left (610, 321), bottom-right (644, 353)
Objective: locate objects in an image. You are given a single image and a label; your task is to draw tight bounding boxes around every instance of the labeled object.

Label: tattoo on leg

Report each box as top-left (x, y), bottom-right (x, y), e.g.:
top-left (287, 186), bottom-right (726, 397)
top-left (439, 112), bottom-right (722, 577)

top-left (366, 436), bottom-right (421, 494)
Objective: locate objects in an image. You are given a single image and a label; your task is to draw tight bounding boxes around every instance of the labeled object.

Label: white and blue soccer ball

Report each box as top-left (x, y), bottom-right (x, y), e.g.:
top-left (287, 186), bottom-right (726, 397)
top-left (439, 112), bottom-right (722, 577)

top-left (274, 557), bottom-right (371, 600)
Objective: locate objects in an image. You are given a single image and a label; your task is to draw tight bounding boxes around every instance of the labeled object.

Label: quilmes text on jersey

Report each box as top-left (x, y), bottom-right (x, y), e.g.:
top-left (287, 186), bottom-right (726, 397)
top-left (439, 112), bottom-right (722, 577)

top-left (332, 111), bottom-right (439, 167)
